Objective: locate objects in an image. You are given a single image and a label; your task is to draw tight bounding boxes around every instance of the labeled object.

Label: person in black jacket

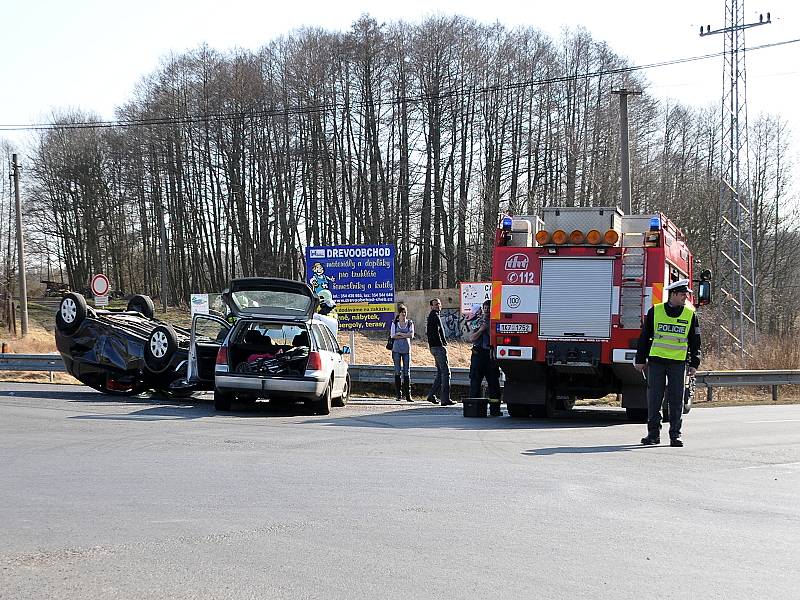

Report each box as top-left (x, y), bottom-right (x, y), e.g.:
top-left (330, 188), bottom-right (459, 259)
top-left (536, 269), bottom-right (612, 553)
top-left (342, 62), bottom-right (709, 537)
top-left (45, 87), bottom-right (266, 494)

top-left (426, 298), bottom-right (453, 406)
top-left (468, 299), bottom-right (501, 401)
top-left (634, 279), bottom-right (702, 447)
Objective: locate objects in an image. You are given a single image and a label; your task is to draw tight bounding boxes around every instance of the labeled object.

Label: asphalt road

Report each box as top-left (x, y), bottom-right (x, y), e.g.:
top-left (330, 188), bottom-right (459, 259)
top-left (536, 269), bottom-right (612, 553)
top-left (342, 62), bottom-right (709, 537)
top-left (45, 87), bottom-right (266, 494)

top-left (1, 383), bottom-right (798, 600)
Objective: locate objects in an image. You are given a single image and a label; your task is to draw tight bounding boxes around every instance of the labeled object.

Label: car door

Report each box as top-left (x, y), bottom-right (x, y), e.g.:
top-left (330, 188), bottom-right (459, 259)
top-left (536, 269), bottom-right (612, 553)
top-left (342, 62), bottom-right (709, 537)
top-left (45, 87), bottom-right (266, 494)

top-left (187, 314), bottom-right (231, 384)
top-left (315, 322), bottom-right (347, 396)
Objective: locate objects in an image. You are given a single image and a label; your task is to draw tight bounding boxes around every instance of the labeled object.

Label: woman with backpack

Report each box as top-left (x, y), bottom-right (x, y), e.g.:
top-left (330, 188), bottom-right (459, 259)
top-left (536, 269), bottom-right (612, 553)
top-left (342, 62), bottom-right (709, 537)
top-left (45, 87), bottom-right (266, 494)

top-left (390, 303), bottom-right (415, 402)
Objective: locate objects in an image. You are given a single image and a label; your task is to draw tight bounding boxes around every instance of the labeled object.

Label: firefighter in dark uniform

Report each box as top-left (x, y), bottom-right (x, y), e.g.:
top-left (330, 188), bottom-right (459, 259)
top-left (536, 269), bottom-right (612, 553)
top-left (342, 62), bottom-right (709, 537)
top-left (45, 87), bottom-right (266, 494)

top-left (634, 279), bottom-right (701, 447)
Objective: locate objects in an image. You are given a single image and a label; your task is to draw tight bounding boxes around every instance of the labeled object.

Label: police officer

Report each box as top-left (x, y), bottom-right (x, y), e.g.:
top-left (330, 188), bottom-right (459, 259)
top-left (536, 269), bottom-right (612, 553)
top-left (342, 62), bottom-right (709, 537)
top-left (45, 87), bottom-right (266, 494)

top-left (634, 279), bottom-right (701, 447)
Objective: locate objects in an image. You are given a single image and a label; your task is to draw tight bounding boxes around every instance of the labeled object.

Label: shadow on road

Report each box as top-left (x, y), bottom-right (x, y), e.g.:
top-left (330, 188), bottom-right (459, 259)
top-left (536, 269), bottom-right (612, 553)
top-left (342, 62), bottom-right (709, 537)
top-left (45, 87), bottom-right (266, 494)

top-left (304, 406), bottom-right (631, 431)
top-left (522, 443), bottom-right (649, 456)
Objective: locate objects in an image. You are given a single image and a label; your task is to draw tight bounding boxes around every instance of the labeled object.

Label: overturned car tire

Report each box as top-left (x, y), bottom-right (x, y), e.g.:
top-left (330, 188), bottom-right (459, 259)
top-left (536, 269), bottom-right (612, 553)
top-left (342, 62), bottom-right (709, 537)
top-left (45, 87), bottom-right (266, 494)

top-left (56, 292), bottom-right (87, 333)
top-left (144, 324), bottom-right (178, 373)
top-left (127, 294), bottom-right (155, 319)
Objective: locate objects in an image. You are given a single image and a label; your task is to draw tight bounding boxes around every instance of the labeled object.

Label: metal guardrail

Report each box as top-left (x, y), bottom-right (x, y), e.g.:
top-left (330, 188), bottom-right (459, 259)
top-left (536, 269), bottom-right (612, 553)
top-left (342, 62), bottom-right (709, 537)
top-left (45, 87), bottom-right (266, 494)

top-left (0, 354), bottom-right (66, 371)
top-left (0, 354), bottom-right (66, 382)
top-left (348, 364), bottom-right (475, 387)
top-left (1, 354), bottom-right (797, 399)
top-left (695, 370), bottom-right (800, 401)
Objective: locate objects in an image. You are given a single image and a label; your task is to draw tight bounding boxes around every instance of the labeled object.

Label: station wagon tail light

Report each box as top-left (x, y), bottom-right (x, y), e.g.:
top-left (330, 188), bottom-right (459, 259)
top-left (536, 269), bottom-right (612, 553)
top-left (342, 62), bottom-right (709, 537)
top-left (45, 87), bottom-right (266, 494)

top-left (216, 346), bottom-right (228, 365)
top-left (307, 351), bottom-right (322, 370)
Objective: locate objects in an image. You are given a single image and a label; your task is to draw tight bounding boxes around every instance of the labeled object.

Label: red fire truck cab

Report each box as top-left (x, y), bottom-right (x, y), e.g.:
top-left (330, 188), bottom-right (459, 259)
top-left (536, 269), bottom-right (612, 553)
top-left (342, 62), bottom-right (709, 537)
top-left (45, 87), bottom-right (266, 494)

top-left (490, 207), bottom-right (710, 420)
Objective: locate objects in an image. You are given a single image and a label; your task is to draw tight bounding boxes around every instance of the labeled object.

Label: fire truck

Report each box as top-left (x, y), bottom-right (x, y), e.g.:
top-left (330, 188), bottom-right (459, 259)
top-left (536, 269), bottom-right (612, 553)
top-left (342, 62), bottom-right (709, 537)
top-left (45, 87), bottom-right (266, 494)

top-left (490, 207), bottom-right (711, 420)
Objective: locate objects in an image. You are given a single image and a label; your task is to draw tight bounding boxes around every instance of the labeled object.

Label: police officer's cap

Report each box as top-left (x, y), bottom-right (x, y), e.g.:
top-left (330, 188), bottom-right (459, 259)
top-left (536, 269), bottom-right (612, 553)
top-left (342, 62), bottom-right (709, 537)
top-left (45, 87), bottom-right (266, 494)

top-left (665, 279), bottom-right (691, 293)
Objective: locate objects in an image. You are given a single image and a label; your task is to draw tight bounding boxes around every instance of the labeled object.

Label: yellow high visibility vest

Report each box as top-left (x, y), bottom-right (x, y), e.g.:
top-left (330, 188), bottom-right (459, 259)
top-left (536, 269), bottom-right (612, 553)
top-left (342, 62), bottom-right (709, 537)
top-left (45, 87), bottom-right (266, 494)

top-left (649, 302), bottom-right (694, 361)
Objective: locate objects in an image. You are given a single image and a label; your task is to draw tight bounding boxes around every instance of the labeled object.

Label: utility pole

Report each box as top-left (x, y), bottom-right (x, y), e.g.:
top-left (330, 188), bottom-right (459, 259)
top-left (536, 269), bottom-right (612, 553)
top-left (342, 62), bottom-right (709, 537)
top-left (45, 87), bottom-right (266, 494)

top-left (700, 5), bottom-right (771, 355)
top-left (11, 154), bottom-right (29, 336)
top-left (158, 199), bottom-right (169, 313)
top-left (612, 88), bottom-right (641, 215)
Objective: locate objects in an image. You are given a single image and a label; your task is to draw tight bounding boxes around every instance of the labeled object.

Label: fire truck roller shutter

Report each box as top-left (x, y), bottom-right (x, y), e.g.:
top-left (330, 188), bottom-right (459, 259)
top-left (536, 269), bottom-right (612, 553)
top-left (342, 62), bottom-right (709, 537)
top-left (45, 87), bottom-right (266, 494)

top-left (539, 258), bottom-right (614, 339)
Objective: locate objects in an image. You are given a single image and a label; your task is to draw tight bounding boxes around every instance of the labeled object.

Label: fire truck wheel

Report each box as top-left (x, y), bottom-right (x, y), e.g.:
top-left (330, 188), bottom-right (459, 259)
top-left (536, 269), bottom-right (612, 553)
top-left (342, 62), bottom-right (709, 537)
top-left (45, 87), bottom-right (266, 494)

top-left (506, 403), bottom-right (531, 418)
top-left (530, 405), bottom-right (547, 418)
top-left (544, 394), bottom-right (560, 418)
top-left (626, 408), bottom-right (648, 422)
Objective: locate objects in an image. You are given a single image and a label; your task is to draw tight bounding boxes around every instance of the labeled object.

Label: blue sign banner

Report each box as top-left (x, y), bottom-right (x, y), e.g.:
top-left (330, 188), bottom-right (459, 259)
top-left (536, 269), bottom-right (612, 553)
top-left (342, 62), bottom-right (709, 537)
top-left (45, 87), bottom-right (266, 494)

top-left (305, 244), bottom-right (396, 331)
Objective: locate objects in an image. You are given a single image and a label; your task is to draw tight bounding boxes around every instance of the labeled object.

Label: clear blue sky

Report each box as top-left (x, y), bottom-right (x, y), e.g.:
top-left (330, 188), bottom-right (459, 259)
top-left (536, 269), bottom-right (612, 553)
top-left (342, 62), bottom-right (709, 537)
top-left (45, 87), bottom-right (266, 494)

top-left (2, 0), bottom-right (798, 163)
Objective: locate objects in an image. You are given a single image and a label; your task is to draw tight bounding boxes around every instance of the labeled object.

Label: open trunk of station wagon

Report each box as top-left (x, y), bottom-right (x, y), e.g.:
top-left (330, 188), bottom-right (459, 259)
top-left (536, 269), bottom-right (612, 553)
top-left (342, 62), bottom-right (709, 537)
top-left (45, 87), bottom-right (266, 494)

top-left (228, 321), bottom-right (312, 377)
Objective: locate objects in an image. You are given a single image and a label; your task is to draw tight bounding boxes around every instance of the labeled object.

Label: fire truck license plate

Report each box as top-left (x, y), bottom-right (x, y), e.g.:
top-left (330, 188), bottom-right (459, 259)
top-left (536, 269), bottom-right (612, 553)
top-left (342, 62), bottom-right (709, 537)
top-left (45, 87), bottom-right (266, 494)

top-left (496, 323), bottom-right (533, 334)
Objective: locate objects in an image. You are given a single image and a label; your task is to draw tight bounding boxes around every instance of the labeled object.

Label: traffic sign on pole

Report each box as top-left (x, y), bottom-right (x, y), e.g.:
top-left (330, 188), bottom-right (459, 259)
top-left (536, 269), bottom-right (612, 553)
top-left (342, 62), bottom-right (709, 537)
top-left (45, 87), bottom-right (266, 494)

top-left (90, 274), bottom-right (110, 297)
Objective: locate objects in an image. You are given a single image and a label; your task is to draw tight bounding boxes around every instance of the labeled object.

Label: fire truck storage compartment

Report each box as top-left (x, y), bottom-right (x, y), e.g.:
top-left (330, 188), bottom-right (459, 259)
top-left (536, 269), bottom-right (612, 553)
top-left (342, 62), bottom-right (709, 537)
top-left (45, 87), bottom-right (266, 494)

top-left (540, 206), bottom-right (622, 239)
top-left (538, 258), bottom-right (614, 339)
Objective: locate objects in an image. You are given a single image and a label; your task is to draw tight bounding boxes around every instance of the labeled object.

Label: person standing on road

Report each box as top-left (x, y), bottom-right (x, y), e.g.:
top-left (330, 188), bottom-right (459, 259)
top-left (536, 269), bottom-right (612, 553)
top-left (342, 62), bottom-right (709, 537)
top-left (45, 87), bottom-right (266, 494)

top-left (426, 298), bottom-right (453, 406)
top-left (468, 299), bottom-right (501, 402)
top-left (391, 304), bottom-right (415, 402)
top-left (635, 279), bottom-right (701, 447)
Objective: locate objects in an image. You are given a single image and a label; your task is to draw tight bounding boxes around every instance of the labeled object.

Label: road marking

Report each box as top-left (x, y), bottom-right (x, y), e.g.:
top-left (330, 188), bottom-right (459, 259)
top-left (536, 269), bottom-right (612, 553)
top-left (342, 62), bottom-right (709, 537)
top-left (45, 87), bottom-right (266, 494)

top-left (747, 419), bottom-right (800, 423)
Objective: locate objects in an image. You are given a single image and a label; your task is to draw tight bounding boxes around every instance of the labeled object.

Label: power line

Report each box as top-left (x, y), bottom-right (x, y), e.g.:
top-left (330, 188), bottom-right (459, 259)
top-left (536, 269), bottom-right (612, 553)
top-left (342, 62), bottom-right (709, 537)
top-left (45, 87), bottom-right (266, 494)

top-left (1, 37), bottom-right (798, 133)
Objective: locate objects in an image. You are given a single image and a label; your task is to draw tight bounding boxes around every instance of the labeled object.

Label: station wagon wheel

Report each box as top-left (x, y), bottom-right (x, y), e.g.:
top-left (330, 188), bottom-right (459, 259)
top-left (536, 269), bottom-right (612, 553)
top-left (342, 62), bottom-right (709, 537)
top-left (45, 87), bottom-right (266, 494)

top-left (315, 381), bottom-right (332, 415)
top-left (333, 373), bottom-right (350, 407)
top-left (55, 292), bottom-right (87, 333)
top-left (214, 389), bottom-right (233, 411)
top-left (144, 324), bottom-right (178, 373)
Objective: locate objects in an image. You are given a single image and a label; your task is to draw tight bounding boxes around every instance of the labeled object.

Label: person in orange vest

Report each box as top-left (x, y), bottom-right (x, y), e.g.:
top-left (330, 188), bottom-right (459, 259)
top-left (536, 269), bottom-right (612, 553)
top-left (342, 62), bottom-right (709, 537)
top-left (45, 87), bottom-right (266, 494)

top-left (634, 279), bottom-right (701, 447)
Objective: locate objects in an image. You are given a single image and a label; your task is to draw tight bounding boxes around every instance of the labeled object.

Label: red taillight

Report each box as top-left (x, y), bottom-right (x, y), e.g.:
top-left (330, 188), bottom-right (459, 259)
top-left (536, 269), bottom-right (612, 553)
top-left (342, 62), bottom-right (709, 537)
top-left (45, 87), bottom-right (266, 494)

top-left (307, 351), bottom-right (322, 370)
top-left (216, 346), bottom-right (228, 365)
top-left (503, 336), bottom-right (512, 345)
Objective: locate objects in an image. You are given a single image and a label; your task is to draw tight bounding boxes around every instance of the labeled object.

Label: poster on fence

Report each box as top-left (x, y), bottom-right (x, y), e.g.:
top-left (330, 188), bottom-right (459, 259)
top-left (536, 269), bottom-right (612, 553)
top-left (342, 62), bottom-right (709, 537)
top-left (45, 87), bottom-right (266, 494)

top-left (460, 282), bottom-right (492, 315)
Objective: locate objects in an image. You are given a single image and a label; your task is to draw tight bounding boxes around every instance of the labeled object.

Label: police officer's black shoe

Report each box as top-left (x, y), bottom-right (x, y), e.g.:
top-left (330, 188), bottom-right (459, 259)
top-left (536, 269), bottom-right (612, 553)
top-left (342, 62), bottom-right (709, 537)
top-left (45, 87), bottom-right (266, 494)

top-left (670, 438), bottom-right (684, 447)
top-left (426, 395), bottom-right (439, 404)
top-left (640, 436), bottom-right (660, 445)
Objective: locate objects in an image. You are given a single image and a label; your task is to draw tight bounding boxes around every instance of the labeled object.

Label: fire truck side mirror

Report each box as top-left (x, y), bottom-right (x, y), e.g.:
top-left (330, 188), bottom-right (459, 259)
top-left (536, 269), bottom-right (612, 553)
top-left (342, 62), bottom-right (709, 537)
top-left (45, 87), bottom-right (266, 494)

top-left (697, 280), bottom-right (712, 306)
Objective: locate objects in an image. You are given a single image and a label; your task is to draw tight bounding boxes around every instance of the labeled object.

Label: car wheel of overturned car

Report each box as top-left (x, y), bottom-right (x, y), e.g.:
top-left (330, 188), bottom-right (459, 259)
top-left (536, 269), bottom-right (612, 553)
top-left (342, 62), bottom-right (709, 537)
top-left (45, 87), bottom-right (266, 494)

top-left (315, 381), bottom-right (332, 415)
top-left (333, 374), bottom-right (350, 407)
top-left (214, 389), bottom-right (233, 411)
top-left (56, 292), bottom-right (87, 333)
top-left (127, 294), bottom-right (155, 318)
top-left (144, 324), bottom-right (178, 373)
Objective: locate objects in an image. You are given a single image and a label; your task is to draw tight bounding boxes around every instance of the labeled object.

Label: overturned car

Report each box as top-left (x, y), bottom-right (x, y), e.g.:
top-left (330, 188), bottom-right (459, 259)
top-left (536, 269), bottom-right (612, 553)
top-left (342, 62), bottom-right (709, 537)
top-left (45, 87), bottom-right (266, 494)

top-left (55, 278), bottom-right (350, 412)
top-left (54, 293), bottom-right (216, 396)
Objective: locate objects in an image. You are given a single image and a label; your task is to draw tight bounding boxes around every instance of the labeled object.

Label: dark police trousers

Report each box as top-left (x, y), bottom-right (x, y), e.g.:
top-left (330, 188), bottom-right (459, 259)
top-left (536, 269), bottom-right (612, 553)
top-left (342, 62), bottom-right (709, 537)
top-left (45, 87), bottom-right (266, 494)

top-left (647, 360), bottom-right (686, 439)
top-left (469, 347), bottom-right (501, 399)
